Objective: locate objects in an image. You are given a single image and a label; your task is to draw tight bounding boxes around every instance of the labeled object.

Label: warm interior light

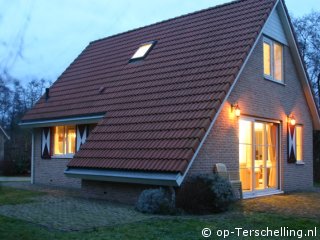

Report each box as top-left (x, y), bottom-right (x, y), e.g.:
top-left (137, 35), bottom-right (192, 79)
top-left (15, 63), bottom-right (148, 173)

top-left (254, 122), bottom-right (263, 131)
top-left (290, 116), bottom-right (296, 126)
top-left (231, 103), bottom-right (241, 117)
top-left (131, 43), bottom-right (153, 60)
top-left (239, 120), bottom-right (252, 165)
top-left (235, 105), bottom-right (241, 117)
top-left (288, 115), bottom-right (296, 126)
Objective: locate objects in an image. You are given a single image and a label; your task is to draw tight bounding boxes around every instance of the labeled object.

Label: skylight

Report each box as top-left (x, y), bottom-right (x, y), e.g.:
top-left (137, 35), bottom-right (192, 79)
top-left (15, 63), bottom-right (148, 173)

top-left (130, 41), bottom-right (156, 62)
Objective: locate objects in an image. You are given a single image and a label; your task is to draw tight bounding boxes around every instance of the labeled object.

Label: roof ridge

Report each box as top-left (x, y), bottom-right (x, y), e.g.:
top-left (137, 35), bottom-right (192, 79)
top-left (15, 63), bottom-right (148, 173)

top-left (90, 0), bottom-right (245, 44)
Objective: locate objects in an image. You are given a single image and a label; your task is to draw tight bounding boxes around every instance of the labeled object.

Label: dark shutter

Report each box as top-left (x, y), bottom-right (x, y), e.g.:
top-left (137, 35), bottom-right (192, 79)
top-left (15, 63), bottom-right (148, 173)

top-left (287, 124), bottom-right (296, 163)
top-left (76, 125), bottom-right (88, 151)
top-left (41, 127), bottom-right (51, 159)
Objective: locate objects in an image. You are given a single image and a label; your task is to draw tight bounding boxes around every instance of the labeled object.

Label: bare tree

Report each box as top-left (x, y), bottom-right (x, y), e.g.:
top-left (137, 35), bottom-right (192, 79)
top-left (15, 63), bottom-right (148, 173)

top-left (0, 77), bottom-right (50, 175)
top-left (0, 78), bottom-right (12, 126)
top-left (292, 11), bottom-right (320, 107)
top-left (24, 78), bottom-right (48, 109)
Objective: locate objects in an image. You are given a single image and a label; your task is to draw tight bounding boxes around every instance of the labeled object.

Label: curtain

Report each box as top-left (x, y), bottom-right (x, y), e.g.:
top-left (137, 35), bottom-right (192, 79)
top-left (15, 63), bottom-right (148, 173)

top-left (267, 124), bottom-right (277, 188)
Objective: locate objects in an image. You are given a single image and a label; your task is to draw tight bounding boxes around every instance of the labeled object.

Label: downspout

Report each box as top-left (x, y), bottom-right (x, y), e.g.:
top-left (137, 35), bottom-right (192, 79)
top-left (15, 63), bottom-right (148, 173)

top-left (31, 130), bottom-right (35, 184)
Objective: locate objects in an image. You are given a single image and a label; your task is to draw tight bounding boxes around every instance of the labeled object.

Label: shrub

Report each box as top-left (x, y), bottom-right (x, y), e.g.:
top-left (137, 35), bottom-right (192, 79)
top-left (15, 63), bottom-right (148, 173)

top-left (1, 160), bottom-right (17, 176)
top-left (136, 188), bottom-right (175, 214)
top-left (176, 174), bottom-right (235, 214)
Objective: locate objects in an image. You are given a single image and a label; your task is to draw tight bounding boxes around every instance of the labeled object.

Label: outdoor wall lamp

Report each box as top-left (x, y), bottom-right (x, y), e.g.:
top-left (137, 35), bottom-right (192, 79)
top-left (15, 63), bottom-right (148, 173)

top-left (231, 103), bottom-right (241, 117)
top-left (288, 114), bottom-right (296, 126)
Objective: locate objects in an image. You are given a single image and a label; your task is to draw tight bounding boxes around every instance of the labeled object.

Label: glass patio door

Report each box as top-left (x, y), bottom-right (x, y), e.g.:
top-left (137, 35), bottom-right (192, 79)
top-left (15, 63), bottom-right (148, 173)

top-left (239, 119), bottom-right (278, 192)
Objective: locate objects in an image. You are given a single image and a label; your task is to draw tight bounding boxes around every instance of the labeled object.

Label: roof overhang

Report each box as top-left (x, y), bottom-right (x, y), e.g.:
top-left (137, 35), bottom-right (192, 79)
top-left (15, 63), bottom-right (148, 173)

top-left (64, 167), bottom-right (183, 187)
top-left (19, 114), bottom-right (105, 128)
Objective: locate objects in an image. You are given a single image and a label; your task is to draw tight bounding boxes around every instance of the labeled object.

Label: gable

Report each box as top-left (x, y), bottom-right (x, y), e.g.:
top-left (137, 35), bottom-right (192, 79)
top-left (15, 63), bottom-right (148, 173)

top-left (263, 6), bottom-right (288, 45)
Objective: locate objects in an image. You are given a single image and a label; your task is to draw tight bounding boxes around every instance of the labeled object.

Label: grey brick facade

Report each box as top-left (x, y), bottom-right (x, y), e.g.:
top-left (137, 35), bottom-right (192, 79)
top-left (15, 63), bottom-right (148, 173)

top-left (189, 35), bottom-right (314, 192)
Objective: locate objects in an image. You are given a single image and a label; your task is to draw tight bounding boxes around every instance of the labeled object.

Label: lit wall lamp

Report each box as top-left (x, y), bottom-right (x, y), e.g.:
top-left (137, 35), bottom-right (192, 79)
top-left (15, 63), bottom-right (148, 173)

top-left (288, 114), bottom-right (296, 126)
top-left (231, 103), bottom-right (241, 117)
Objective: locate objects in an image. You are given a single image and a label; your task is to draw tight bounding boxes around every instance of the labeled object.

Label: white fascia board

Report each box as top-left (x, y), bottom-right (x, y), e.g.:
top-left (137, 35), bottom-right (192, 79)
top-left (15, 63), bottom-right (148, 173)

top-left (19, 114), bottom-right (105, 128)
top-left (64, 168), bottom-right (182, 187)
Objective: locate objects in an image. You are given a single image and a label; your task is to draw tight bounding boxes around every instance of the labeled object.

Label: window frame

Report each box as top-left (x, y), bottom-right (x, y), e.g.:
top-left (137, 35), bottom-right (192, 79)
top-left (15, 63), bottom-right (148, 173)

top-left (51, 125), bottom-right (76, 159)
top-left (295, 124), bottom-right (304, 164)
top-left (129, 41), bottom-right (157, 62)
top-left (263, 37), bottom-right (284, 84)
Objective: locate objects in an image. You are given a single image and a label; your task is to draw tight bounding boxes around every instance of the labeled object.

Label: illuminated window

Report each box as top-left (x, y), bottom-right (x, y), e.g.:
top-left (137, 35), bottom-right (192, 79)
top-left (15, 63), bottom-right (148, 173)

top-left (263, 42), bottom-right (271, 76)
top-left (295, 125), bottom-right (303, 162)
top-left (263, 38), bottom-right (283, 82)
top-left (130, 41), bottom-right (156, 62)
top-left (53, 126), bottom-right (76, 156)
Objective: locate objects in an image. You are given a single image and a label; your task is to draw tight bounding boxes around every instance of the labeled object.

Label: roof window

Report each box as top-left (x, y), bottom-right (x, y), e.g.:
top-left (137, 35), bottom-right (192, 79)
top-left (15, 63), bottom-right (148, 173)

top-left (130, 41), bottom-right (156, 62)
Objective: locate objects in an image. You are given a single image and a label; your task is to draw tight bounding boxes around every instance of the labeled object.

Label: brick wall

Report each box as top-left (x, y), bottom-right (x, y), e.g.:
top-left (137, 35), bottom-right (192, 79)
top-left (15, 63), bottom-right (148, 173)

top-left (81, 180), bottom-right (157, 204)
top-left (33, 128), bottom-right (81, 188)
top-left (189, 35), bottom-right (314, 192)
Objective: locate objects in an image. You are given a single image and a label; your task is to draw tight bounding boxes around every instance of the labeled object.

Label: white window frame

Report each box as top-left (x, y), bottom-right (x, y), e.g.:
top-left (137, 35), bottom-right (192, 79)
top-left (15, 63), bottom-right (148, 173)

top-left (263, 37), bottom-right (284, 83)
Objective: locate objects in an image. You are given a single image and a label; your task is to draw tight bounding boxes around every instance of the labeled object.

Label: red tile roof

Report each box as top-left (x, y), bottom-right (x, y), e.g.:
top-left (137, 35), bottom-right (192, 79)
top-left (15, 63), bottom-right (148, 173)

top-left (23, 0), bottom-right (277, 173)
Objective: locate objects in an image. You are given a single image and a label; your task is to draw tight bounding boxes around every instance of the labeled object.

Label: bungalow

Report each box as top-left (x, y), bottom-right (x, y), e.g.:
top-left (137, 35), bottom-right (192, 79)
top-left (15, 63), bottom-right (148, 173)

top-left (21, 0), bottom-right (320, 202)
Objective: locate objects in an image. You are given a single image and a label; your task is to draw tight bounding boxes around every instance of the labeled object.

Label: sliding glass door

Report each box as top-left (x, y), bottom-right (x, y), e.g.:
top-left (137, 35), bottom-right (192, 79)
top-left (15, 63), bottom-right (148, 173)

top-left (239, 119), bottom-right (279, 192)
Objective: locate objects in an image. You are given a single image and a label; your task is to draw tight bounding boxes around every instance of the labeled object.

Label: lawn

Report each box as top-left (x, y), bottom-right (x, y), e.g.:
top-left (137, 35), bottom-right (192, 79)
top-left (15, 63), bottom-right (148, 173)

top-left (0, 186), bottom-right (319, 240)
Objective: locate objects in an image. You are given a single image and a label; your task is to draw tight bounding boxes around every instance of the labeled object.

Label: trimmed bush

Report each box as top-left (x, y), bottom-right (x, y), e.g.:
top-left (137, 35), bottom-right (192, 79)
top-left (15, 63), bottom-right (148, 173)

top-left (136, 188), bottom-right (175, 214)
top-left (176, 174), bottom-right (235, 214)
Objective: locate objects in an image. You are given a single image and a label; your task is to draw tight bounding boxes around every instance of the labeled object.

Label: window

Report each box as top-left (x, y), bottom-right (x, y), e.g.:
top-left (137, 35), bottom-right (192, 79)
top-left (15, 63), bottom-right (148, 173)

top-left (53, 126), bottom-right (76, 156)
top-left (295, 125), bottom-right (303, 162)
top-left (263, 38), bottom-right (283, 82)
top-left (130, 41), bottom-right (156, 62)
top-left (239, 120), bottom-right (279, 192)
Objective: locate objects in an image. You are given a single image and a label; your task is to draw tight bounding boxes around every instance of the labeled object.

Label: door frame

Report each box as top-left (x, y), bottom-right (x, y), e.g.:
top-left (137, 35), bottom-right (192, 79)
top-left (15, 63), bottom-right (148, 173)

top-left (239, 116), bottom-right (282, 194)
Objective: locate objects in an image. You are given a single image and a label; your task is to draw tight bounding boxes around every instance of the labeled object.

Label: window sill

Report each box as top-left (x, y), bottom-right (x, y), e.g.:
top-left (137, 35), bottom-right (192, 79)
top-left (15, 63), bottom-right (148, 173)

top-left (264, 76), bottom-right (286, 86)
top-left (296, 161), bottom-right (305, 165)
top-left (51, 154), bottom-right (74, 159)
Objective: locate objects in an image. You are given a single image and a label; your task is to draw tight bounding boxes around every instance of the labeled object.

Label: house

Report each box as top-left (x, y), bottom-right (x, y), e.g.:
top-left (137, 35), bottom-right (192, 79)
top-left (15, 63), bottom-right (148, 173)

top-left (21, 0), bottom-right (320, 202)
top-left (0, 126), bottom-right (10, 174)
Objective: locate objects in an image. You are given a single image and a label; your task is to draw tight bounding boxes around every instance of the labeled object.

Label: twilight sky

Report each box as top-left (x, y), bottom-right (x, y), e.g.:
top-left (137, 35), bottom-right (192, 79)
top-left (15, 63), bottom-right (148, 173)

top-left (0, 0), bottom-right (319, 84)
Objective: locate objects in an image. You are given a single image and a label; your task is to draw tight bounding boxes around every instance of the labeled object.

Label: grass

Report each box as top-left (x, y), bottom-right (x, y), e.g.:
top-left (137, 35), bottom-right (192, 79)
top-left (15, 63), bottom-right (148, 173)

top-left (0, 212), bottom-right (318, 239)
top-left (0, 187), bottom-right (319, 239)
top-left (0, 185), bottom-right (44, 205)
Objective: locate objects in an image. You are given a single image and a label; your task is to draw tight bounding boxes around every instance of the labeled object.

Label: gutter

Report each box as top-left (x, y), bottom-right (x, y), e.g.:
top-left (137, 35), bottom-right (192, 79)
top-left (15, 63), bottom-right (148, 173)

top-left (19, 114), bottom-right (105, 128)
top-left (64, 168), bottom-right (182, 187)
